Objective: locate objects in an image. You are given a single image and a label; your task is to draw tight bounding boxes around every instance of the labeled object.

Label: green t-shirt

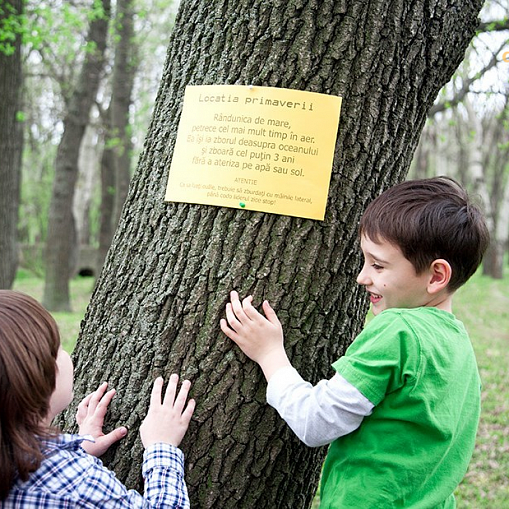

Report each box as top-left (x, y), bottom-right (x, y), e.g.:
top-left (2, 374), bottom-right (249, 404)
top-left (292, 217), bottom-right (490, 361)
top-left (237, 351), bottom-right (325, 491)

top-left (320, 307), bottom-right (481, 509)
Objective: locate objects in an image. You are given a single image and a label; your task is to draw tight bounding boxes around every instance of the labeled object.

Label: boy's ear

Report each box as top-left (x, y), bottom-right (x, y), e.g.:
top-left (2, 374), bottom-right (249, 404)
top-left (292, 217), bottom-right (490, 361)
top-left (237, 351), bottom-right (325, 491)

top-left (427, 259), bottom-right (452, 293)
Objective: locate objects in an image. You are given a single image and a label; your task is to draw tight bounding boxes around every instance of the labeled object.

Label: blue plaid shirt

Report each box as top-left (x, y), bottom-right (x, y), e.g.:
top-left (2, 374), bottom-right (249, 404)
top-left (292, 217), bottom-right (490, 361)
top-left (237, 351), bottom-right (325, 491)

top-left (2, 434), bottom-right (190, 508)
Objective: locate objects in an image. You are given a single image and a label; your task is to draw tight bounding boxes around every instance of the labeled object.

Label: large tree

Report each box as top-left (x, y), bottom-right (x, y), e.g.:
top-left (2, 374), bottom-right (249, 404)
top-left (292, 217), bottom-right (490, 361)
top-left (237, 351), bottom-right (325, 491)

top-left (61, 0), bottom-right (484, 507)
top-left (0, 0), bottom-right (23, 288)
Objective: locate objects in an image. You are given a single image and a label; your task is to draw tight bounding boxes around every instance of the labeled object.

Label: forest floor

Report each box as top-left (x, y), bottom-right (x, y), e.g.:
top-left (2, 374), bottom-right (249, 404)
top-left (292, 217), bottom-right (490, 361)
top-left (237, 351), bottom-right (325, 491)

top-left (13, 267), bottom-right (509, 508)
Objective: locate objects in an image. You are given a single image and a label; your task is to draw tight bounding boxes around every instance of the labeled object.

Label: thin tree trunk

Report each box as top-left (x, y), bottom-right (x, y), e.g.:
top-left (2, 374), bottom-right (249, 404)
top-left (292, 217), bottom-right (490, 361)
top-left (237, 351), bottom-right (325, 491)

top-left (0, 0), bottom-right (23, 289)
top-left (111, 0), bottom-right (136, 226)
top-left (97, 0), bottom-right (137, 274)
top-left (43, 0), bottom-right (111, 310)
top-left (74, 124), bottom-right (100, 247)
top-left (61, 1), bottom-right (483, 507)
top-left (487, 178), bottom-right (509, 279)
top-left (459, 98), bottom-right (496, 279)
top-left (482, 95), bottom-right (509, 279)
top-left (98, 119), bottom-right (116, 271)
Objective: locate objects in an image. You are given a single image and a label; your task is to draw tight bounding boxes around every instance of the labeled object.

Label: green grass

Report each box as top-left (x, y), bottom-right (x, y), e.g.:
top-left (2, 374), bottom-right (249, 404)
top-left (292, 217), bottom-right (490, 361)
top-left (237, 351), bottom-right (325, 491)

top-left (13, 268), bottom-right (95, 353)
top-left (453, 269), bottom-right (509, 507)
top-left (11, 266), bottom-right (509, 507)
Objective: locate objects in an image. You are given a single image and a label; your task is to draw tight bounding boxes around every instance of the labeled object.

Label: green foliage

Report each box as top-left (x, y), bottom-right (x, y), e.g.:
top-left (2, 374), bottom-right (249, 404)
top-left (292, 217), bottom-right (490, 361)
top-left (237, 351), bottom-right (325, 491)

top-left (88, 0), bottom-right (106, 22)
top-left (0, 1), bottom-right (23, 55)
top-left (25, 2), bottom-right (87, 65)
top-left (15, 0), bottom-right (179, 255)
top-left (1, 0), bottom-right (106, 57)
top-left (105, 135), bottom-right (123, 150)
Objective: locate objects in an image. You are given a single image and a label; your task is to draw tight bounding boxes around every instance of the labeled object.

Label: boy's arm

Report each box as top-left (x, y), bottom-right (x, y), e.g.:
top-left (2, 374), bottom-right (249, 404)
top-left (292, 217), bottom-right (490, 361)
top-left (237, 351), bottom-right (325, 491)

top-left (221, 291), bottom-right (374, 446)
top-left (268, 367), bottom-right (373, 446)
top-left (220, 290), bottom-right (292, 381)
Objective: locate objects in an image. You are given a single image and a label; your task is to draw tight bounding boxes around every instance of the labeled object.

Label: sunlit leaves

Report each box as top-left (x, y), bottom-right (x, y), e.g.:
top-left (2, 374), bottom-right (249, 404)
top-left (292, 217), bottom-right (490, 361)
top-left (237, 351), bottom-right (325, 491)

top-left (0, 1), bottom-right (23, 56)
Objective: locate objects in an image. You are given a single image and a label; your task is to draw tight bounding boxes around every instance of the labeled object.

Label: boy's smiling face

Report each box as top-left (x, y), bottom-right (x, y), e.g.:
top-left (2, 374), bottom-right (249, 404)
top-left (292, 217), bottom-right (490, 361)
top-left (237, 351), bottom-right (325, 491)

top-left (357, 235), bottom-right (434, 315)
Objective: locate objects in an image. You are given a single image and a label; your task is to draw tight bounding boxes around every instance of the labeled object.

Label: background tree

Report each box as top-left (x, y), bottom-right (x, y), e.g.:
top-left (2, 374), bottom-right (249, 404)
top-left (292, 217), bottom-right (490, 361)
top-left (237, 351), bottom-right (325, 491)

top-left (43, 0), bottom-right (111, 311)
top-left (410, 0), bottom-right (509, 278)
top-left (59, 0), bottom-right (486, 507)
top-left (13, 0), bottom-right (175, 286)
top-left (74, 124), bottom-right (101, 247)
top-left (98, 0), bottom-right (137, 269)
top-left (0, 0), bottom-right (23, 288)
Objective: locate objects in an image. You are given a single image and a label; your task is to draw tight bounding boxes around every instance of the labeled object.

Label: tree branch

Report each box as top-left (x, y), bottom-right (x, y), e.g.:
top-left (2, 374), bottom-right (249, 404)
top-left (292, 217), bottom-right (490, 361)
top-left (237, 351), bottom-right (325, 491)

top-left (477, 18), bottom-right (509, 33)
top-left (428, 39), bottom-right (508, 117)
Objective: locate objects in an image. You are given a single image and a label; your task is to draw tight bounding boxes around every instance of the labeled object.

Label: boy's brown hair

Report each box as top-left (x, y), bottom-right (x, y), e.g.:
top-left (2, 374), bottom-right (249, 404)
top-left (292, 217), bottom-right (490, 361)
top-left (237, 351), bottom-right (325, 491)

top-left (0, 291), bottom-right (60, 500)
top-left (359, 176), bottom-right (490, 292)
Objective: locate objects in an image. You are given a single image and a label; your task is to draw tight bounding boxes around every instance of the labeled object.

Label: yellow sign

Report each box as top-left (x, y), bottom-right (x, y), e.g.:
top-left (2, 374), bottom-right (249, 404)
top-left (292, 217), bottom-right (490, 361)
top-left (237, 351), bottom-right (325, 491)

top-left (165, 85), bottom-right (342, 220)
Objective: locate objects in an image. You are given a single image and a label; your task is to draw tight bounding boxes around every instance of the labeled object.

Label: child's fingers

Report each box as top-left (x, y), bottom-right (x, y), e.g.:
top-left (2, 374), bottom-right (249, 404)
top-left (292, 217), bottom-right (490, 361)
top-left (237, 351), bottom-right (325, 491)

top-left (149, 377), bottom-right (164, 408)
top-left (78, 393), bottom-right (93, 411)
top-left (242, 295), bottom-right (262, 321)
top-left (225, 302), bottom-right (243, 332)
top-left (220, 317), bottom-right (237, 339)
top-left (102, 426), bottom-right (128, 447)
top-left (181, 398), bottom-right (196, 425)
top-left (262, 300), bottom-right (281, 326)
top-left (172, 379), bottom-right (192, 413)
top-left (162, 374), bottom-right (179, 407)
top-left (95, 388), bottom-right (116, 417)
top-left (88, 382), bottom-right (109, 413)
top-left (76, 393), bottom-right (93, 423)
top-left (83, 426), bottom-right (128, 457)
top-left (230, 291), bottom-right (251, 323)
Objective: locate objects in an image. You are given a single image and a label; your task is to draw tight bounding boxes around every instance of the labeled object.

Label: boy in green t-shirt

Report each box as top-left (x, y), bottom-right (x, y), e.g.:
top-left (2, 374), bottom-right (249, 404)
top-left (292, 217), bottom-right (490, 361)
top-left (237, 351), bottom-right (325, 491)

top-left (220, 176), bottom-right (490, 508)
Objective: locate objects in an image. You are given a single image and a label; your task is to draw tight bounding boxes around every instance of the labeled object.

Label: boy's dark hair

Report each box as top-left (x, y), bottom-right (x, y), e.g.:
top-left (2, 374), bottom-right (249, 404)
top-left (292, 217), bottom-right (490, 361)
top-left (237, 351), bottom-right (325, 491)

top-left (0, 291), bottom-right (60, 500)
top-left (359, 176), bottom-right (490, 292)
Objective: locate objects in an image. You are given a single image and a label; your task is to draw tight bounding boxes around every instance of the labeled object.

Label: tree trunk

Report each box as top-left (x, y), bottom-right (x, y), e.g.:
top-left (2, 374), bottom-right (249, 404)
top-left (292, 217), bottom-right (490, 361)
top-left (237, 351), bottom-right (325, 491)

top-left (457, 97), bottom-right (497, 280)
top-left (487, 180), bottom-right (509, 279)
top-left (74, 124), bottom-right (100, 247)
top-left (481, 94), bottom-right (509, 279)
top-left (97, 0), bottom-right (137, 274)
top-left (98, 120), bottom-right (116, 271)
top-left (411, 124), bottom-right (438, 179)
top-left (60, 1), bottom-right (483, 507)
top-left (111, 0), bottom-right (136, 227)
top-left (0, 0), bottom-right (23, 289)
top-left (43, 0), bottom-right (111, 310)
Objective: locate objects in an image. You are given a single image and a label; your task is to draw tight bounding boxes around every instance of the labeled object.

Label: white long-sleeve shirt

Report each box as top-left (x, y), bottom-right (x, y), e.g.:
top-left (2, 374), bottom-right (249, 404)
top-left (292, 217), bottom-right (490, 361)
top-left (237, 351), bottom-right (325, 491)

top-left (266, 366), bottom-right (374, 447)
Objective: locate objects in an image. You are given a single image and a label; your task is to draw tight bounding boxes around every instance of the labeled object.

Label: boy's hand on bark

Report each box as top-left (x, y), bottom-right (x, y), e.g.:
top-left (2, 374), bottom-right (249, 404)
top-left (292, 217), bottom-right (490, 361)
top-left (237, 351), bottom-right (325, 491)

top-left (221, 290), bottom-right (291, 380)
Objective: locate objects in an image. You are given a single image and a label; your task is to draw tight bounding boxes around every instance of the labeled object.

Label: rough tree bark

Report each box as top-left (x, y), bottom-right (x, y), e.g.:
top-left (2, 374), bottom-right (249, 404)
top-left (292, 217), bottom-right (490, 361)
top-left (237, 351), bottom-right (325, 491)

top-left (0, 0), bottom-right (23, 289)
top-left (43, 0), bottom-right (110, 310)
top-left (61, 1), bottom-right (484, 507)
